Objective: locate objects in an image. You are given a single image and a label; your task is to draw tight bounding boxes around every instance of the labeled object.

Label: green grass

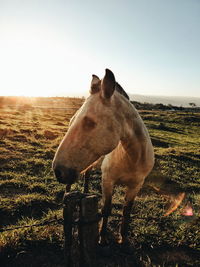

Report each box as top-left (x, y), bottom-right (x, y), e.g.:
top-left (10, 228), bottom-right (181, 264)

top-left (0, 99), bottom-right (200, 266)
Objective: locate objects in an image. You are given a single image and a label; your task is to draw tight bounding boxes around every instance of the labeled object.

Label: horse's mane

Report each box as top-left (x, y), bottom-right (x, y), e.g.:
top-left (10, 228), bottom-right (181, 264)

top-left (115, 82), bottom-right (130, 100)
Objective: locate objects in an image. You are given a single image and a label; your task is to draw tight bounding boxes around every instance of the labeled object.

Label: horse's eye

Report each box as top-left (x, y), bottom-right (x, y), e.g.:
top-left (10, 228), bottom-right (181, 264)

top-left (83, 116), bottom-right (96, 130)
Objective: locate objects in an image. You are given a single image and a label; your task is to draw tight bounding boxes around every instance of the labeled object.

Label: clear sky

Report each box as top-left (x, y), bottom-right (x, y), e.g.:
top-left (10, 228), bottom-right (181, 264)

top-left (0, 0), bottom-right (199, 97)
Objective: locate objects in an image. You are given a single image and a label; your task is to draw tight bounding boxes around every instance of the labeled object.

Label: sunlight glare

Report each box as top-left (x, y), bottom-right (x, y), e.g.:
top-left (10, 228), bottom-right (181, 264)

top-left (0, 23), bottom-right (92, 97)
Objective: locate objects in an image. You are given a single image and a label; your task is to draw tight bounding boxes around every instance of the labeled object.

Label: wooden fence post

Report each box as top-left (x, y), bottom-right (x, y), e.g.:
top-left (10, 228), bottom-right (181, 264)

top-left (63, 191), bottom-right (81, 267)
top-left (79, 195), bottom-right (99, 267)
top-left (63, 192), bottom-right (99, 267)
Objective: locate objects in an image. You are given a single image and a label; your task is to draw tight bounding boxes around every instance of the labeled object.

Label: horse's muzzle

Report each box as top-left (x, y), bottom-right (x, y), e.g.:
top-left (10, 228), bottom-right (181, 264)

top-left (54, 166), bottom-right (78, 185)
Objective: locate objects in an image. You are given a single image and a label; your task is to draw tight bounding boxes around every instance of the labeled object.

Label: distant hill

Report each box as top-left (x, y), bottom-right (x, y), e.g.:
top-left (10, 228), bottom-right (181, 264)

top-left (129, 94), bottom-right (200, 107)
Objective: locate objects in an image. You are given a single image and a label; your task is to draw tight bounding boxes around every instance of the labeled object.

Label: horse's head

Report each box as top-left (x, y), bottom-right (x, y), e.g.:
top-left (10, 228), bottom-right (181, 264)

top-left (53, 69), bottom-right (124, 184)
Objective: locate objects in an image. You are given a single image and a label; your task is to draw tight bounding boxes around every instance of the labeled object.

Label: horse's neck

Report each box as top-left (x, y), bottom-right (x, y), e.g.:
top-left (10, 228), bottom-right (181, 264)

top-left (119, 100), bottom-right (150, 159)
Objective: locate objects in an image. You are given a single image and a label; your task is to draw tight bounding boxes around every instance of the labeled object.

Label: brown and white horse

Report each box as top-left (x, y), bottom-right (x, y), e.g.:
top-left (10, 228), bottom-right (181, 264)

top-left (53, 69), bottom-right (154, 244)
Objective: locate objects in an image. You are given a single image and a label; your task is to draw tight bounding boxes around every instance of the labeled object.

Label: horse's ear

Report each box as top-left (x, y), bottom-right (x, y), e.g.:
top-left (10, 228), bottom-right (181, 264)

top-left (90, 74), bottom-right (101, 94)
top-left (101, 69), bottom-right (115, 99)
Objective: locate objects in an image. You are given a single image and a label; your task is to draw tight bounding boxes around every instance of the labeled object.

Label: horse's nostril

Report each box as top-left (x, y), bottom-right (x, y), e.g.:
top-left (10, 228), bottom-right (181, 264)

top-left (54, 167), bottom-right (62, 180)
top-left (54, 166), bottom-right (78, 184)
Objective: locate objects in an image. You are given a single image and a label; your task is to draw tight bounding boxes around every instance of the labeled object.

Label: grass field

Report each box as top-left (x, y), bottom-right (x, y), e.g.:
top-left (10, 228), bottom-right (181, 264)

top-left (0, 97), bottom-right (200, 266)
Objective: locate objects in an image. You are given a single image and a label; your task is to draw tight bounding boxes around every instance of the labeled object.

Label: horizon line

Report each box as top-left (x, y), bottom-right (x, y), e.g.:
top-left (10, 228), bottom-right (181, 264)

top-left (0, 93), bottom-right (200, 99)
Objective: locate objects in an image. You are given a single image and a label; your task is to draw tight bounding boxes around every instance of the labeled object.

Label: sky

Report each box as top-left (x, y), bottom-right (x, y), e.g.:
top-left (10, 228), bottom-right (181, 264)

top-left (0, 0), bottom-right (200, 97)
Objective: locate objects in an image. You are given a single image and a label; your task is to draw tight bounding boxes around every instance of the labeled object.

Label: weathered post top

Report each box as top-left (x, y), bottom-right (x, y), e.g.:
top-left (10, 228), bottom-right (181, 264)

top-left (63, 191), bottom-right (86, 204)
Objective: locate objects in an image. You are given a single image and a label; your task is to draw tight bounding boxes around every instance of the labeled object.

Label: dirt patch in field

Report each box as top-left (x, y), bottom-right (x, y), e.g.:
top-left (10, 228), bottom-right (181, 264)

top-left (44, 130), bottom-right (58, 140)
top-left (0, 128), bottom-right (18, 138)
top-left (55, 122), bottom-right (65, 126)
top-left (20, 129), bottom-right (33, 135)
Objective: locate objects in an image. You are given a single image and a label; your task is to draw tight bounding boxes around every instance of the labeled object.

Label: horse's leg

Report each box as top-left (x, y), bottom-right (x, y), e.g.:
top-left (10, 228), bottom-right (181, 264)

top-left (119, 183), bottom-right (143, 244)
top-left (99, 180), bottom-right (114, 245)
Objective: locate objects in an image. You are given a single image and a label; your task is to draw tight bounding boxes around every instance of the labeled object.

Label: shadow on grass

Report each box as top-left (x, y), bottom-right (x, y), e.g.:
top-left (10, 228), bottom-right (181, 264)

top-left (0, 240), bottom-right (65, 267)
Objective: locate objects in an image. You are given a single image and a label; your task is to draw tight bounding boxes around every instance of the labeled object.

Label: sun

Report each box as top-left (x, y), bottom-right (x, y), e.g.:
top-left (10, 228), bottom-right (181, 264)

top-left (0, 36), bottom-right (57, 97)
top-left (0, 23), bottom-right (80, 97)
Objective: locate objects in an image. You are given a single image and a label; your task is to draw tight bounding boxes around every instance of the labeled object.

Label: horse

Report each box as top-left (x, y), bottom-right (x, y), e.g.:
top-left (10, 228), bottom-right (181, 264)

top-left (53, 69), bottom-right (154, 244)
